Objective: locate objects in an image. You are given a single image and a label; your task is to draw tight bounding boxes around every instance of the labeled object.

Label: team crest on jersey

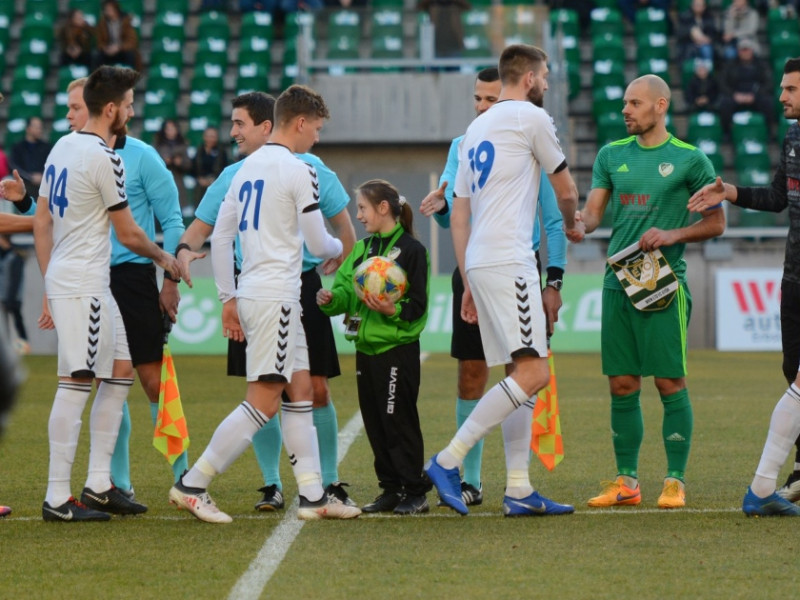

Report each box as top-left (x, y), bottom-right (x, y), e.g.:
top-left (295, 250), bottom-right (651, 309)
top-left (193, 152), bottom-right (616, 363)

top-left (387, 247), bottom-right (401, 261)
top-left (658, 163), bottom-right (674, 177)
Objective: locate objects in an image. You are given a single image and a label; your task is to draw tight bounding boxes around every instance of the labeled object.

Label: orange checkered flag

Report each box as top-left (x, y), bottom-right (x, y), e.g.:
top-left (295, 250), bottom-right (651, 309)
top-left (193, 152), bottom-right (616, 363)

top-left (153, 323), bottom-right (189, 464)
top-left (531, 348), bottom-right (563, 471)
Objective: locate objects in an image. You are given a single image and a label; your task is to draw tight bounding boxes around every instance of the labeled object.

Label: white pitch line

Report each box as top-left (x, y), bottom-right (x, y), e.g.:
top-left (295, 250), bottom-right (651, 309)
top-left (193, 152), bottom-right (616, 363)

top-left (226, 411), bottom-right (364, 600)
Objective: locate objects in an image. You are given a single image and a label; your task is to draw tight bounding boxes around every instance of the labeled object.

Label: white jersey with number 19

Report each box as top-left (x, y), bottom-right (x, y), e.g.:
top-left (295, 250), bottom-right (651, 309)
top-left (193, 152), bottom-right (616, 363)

top-left (454, 100), bottom-right (566, 271)
top-left (39, 131), bottom-right (128, 298)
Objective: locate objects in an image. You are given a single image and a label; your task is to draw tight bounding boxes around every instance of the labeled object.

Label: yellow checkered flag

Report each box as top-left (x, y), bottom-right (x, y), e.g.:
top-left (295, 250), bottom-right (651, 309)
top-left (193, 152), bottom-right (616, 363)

top-left (153, 324), bottom-right (189, 465)
top-left (531, 348), bottom-right (563, 470)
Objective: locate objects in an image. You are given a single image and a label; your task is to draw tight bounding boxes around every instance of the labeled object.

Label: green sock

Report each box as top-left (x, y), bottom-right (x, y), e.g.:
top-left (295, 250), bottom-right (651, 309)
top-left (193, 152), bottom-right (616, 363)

top-left (150, 402), bottom-right (189, 484)
top-left (313, 402), bottom-right (339, 488)
top-left (611, 391), bottom-right (643, 478)
top-left (110, 401), bottom-right (132, 491)
top-left (251, 414), bottom-right (283, 490)
top-left (661, 389), bottom-right (693, 480)
top-left (457, 397), bottom-right (483, 489)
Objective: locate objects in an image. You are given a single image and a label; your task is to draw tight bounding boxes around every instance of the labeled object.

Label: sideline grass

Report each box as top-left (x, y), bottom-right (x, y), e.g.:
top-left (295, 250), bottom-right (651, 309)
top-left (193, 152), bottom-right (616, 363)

top-left (1, 351), bottom-right (796, 599)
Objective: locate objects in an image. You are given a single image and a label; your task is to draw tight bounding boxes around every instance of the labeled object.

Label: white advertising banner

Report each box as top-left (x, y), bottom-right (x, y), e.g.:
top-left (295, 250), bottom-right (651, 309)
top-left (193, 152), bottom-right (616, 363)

top-left (715, 268), bottom-right (782, 351)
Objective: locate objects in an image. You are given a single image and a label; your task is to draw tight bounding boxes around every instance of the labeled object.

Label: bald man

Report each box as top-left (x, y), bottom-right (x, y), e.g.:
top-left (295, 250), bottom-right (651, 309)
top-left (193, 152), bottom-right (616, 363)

top-left (577, 75), bottom-right (725, 510)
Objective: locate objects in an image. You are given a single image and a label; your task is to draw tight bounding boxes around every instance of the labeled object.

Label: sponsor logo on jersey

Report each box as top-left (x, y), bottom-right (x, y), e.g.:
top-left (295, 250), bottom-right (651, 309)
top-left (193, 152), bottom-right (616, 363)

top-left (617, 164), bottom-right (629, 172)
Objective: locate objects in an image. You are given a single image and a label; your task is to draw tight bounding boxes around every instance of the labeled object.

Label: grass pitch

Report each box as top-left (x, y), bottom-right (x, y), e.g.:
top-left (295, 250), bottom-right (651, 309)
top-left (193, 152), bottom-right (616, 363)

top-left (1, 351), bottom-right (797, 599)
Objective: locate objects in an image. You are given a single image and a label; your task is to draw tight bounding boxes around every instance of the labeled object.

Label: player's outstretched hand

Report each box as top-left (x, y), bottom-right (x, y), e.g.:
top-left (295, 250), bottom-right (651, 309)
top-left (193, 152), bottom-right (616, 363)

top-left (688, 176), bottom-right (726, 213)
top-left (0, 170), bottom-right (27, 203)
top-left (316, 288), bottom-right (333, 306)
top-left (363, 293), bottom-right (396, 316)
top-left (159, 280), bottom-right (180, 323)
top-left (320, 254), bottom-right (343, 275)
top-left (221, 299), bottom-right (244, 342)
top-left (177, 248), bottom-right (207, 288)
top-left (461, 287), bottom-right (478, 324)
top-left (37, 295), bottom-right (54, 330)
top-left (564, 218), bottom-right (586, 243)
top-left (420, 181), bottom-right (448, 217)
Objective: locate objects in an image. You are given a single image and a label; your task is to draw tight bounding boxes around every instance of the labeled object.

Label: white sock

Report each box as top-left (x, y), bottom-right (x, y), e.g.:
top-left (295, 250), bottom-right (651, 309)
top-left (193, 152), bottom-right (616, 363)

top-left (752, 385), bottom-right (800, 497)
top-left (184, 401), bottom-right (268, 490)
top-left (439, 376), bottom-right (529, 470)
top-left (281, 401), bottom-right (323, 501)
top-left (85, 379), bottom-right (133, 492)
top-left (46, 381), bottom-right (92, 507)
top-left (502, 403), bottom-right (534, 499)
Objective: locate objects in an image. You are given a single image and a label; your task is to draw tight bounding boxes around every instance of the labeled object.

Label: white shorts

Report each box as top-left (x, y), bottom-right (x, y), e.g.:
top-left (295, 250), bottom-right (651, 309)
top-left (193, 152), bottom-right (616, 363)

top-left (50, 293), bottom-right (130, 379)
top-left (238, 298), bottom-right (309, 383)
top-left (467, 264), bottom-right (547, 367)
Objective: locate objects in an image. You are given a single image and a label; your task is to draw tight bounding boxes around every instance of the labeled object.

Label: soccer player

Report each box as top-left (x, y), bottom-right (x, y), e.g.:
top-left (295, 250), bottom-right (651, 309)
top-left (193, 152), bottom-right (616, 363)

top-left (424, 44), bottom-right (582, 516)
top-left (420, 66), bottom-right (568, 508)
top-left (62, 77), bottom-right (186, 498)
top-left (33, 66), bottom-right (182, 522)
top-left (175, 91), bottom-right (357, 511)
top-left (688, 58), bottom-right (800, 515)
top-left (168, 85), bottom-right (360, 523)
top-left (578, 74), bottom-right (724, 510)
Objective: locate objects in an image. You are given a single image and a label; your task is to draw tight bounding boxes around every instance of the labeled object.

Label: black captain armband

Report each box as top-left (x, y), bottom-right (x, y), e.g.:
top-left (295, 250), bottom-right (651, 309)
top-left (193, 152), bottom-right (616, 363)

top-left (174, 243), bottom-right (191, 257)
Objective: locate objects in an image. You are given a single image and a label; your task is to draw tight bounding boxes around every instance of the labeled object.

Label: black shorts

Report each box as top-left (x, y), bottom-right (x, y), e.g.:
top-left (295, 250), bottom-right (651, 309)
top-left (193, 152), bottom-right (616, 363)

top-left (110, 262), bottom-right (164, 366)
top-left (226, 269), bottom-right (341, 379)
top-left (450, 267), bottom-right (485, 361)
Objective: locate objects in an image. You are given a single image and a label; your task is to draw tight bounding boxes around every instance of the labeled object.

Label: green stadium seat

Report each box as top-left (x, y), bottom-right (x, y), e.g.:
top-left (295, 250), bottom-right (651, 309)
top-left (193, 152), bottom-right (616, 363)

top-left (370, 34), bottom-right (404, 65)
top-left (461, 33), bottom-right (491, 60)
top-left (238, 34), bottom-right (272, 66)
top-left (119, 0), bottom-right (144, 23)
top-left (188, 91), bottom-right (222, 146)
top-left (15, 46), bottom-right (50, 74)
top-left (770, 30), bottom-right (800, 67)
top-left (371, 7), bottom-right (403, 38)
top-left (694, 139), bottom-right (724, 173)
top-left (240, 11), bottom-right (273, 40)
top-left (592, 59), bottom-right (625, 90)
top-left (237, 61), bottom-right (269, 94)
top-left (565, 61), bottom-right (581, 100)
top-left (55, 64), bottom-right (90, 105)
top-left (462, 7), bottom-right (490, 37)
top-left (198, 10), bottom-right (230, 42)
top-left (281, 40), bottom-right (299, 89)
top-left (592, 85), bottom-right (625, 118)
top-left (596, 111), bottom-right (628, 146)
top-left (154, 0), bottom-right (189, 17)
top-left (150, 47), bottom-right (184, 83)
top-left (637, 57), bottom-right (670, 85)
top-left (635, 32), bottom-right (669, 62)
top-left (549, 8), bottom-right (580, 38)
top-left (589, 7), bottom-right (623, 38)
top-left (147, 73), bottom-right (181, 99)
top-left (767, 8), bottom-right (799, 38)
top-left (50, 117), bottom-right (71, 144)
top-left (687, 111), bottom-right (722, 145)
top-left (142, 94), bottom-right (177, 139)
top-left (283, 11), bottom-right (315, 42)
top-left (734, 139), bottom-right (772, 173)
top-left (0, 0), bottom-right (14, 29)
top-left (326, 33), bottom-right (361, 75)
top-left (731, 111), bottom-right (768, 146)
top-left (371, 0), bottom-right (404, 7)
top-left (151, 13), bottom-right (186, 46)
top-left (592, 33), bottom-right (625, 64)
top-left (327, 9), bottom-right (361, 39)
top-left (24, 1), bottom-right (57, 19)
top-left (634, 7), bottom-right (668, 36)
top-left (6, 95), bottom-right (43, 145)
top-left (503, 5), bottom-right (537, 41)
top-left (195, 38), bottom-right (229, 71)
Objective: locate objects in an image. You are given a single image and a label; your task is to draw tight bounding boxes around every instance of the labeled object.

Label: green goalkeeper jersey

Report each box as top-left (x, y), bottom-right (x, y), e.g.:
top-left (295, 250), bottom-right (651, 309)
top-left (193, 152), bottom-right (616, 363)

top-left (592, 134), bottom-right (716, 290)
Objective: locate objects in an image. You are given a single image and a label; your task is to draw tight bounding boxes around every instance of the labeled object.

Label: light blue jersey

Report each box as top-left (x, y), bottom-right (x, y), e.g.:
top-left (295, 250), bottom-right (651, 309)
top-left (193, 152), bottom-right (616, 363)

top-left (110, 136), bottom-right (184, 265)
top-left (434, 134), bottom-right (567, 271)
top-left (194, 151), bottom-right (350, 270)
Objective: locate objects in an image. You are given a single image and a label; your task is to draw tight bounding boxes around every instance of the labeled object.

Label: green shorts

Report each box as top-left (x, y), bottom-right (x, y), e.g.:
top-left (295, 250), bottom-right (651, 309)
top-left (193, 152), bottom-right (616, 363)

top-left (601, 284), bottom-right (692, 378)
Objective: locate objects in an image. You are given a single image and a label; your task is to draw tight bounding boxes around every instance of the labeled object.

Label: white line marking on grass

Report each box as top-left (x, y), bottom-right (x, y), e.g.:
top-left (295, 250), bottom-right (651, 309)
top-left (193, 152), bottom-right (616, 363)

top-left (226, 411), bottom-right (364, 600)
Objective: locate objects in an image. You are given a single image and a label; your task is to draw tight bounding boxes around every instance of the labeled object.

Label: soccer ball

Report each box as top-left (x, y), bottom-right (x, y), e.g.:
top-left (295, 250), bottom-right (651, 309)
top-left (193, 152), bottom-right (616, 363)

top-left (353, 256), bottom-right (408, 303)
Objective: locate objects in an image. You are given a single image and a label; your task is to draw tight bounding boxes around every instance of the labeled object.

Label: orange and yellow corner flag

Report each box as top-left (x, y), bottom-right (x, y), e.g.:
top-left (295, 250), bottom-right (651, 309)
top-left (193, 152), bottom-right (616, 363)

top-left (531, 348), bottom-right (563, 471)
top-left (153, 344), bottom-right (190, 465)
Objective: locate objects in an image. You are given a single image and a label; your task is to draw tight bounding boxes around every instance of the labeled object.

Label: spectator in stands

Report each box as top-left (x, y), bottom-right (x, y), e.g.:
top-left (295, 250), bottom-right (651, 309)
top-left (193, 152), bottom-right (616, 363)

top-left (154, 119), bottom-right (191, 213)
top-left (418, 0), bottom-right (471, 60)
top-left (721, 0), bottom-right (759, 61)
top-left (718, 39), bottom-right (773, 137)
top-left (94, 0), bottom-right (140, 70)
top-left (9, 117), bottom-right (51, 197)
top-left (618, 0), bottom-right (672, 27)
top-left (677, 0), bottom-right (718, 62)
top-left (58, 9), bottom-right (95, 68)
top-left (190, 127), bottom-right (229, 204)
top-left (685, 58), bottom-right (720, 113)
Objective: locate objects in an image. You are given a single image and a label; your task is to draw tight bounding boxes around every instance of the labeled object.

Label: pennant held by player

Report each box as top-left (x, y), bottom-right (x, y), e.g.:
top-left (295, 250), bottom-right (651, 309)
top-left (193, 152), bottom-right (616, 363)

top-left (531, 349), bottom-right (563, 470)
top-left (153, 344), bottom-right (189, 465)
